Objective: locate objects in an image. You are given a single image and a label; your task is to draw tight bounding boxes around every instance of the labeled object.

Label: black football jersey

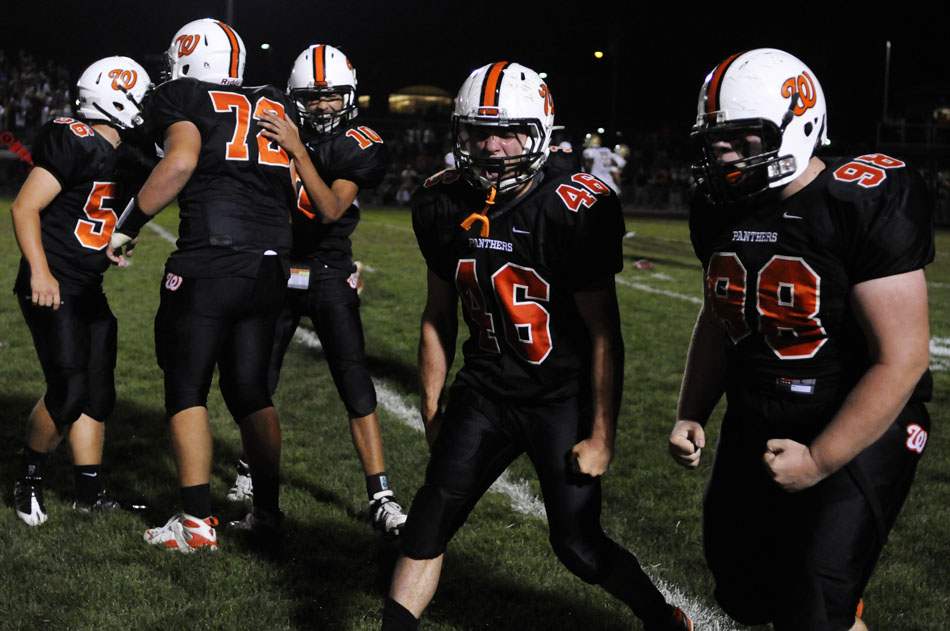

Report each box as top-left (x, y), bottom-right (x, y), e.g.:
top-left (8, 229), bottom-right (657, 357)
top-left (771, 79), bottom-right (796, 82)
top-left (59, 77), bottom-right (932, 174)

top-left (290, 119), bottom-right (390, 276)
top-left (148, 78), bottom-right (298, 278)
top-left (413, 167), bottom-right (626, 402)
top-left (15, 117), bottom-right (122, 293)
top-left (690, 154), bottom-right (934, 434)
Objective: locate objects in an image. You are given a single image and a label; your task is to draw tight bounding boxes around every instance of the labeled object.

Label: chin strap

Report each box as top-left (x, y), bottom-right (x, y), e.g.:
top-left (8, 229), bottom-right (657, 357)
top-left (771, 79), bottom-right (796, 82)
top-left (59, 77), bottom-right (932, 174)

top-left (460, 186), bottom-right (496, 237)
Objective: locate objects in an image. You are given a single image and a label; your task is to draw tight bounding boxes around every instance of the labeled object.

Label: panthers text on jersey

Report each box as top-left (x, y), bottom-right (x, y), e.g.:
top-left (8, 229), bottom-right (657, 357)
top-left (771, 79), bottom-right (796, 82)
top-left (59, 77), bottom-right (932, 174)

top-left (14, 117), bottom-right (143, 294)
top-left (690, 154), bottom-right (934, 441)
top-left (147, 78), bottom-right (299, 278)
top-left (413, 166), bottom-right (625, 402)
top-left (290, 119), bottom-right (389, 276)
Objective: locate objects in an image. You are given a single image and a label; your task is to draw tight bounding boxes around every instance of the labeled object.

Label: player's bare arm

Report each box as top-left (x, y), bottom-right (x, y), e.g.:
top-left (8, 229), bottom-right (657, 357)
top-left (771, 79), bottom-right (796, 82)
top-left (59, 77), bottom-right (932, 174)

top-left (259, 111), bottom-right (357, 223)
top-left (764, 269), bottom-right (929, 491)
top-left (669, 302), bottom-right (728, 469)
top-left (10, 167), bottom-right (63, 309)
top-left (417, 269), bottom-right (458, 447)
top-left (571, 281), bottom-right (623, 477)
top-left (106, 121), bottom-right (200, 265)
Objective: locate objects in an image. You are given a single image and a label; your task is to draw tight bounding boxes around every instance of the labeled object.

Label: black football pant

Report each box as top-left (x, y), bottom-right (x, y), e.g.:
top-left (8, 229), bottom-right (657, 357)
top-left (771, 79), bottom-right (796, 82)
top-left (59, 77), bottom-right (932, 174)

top-left (400, 384), bottom-right (668, 620)
top-left (704, 401), bottom-right (929, 631)
top-left (267, 272), bottom-right (376, 418)
top-left (18, 289), bottom-right (117, 425)
top-left (154, 257), bottom-right (285, 420)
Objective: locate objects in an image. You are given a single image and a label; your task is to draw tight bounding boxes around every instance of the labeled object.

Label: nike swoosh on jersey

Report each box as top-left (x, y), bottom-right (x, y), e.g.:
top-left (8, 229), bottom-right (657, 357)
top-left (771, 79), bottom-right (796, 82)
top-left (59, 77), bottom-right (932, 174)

top-left (783, 211), bottom-right (803, 219)
top-left (512, 227), bottom-right (531, 234)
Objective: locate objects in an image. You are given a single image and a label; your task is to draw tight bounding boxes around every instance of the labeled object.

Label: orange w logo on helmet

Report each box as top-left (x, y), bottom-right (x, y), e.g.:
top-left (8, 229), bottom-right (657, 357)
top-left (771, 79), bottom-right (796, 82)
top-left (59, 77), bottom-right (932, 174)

top-left (781, 71), bottom-right (817, 116)
top-left (108, 69), bottom-right (138, 91)
top-left (175, 34), bottom-right (201, 57)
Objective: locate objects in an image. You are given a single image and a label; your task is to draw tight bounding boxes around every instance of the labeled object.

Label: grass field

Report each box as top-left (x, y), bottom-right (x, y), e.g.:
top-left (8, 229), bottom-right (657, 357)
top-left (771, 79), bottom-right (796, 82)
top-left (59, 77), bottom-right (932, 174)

top-left (0, 200), bottom-right (947, 630)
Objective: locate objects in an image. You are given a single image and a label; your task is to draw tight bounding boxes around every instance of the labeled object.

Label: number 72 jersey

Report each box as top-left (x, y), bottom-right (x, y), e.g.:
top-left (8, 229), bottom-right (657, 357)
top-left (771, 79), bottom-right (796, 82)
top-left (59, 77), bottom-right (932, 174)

top-left (412, 167), bottom-right (626, 402)
top-left (690, 154), bottom-right (933, 393)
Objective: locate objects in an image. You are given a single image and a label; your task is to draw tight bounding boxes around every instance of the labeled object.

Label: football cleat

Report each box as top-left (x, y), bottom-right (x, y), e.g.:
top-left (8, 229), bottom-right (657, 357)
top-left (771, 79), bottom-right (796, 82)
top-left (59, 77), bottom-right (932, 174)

top-left (144, 513), bottom-right (218, 553)
top-left (227, 459), bottom-right (253, 502)
top-left (14, 476), bottom-right (48, 526)
top-left (370, 490), bottom-right (407, 537)
top-left (646, 606), bottom-right (693, 631)
top-left (73, 489), bottom-right (147, 513)
top-left (228, 508), bottom-right (284, 538)
top-left (669, 607), bottom-right (693, 631)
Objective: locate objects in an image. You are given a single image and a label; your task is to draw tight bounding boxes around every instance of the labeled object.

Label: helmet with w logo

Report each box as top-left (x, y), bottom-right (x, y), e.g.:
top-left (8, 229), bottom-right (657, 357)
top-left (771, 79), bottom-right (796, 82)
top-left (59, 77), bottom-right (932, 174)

top-left (692, 48), bottom-right (829, 204)
top-left (76, 56), bottom-right (151, 130)
top-left (287, 44), bottom-right (358, 135)
top-left (164, 18), bottom-right (245, 86)
top-left (453, 61), bottom-right (555, 193)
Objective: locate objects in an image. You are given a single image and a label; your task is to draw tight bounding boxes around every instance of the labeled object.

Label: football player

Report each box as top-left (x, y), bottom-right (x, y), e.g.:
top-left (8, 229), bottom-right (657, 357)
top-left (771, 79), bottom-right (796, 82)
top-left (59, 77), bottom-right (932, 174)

top-left (582, 132), bottom-right (625, 196)
top-left (11, 56), bottom-right (151, 525)
top-left (381, 62), bottom-right (692, 631)
top-left (231, 44), bottom-right (407, 536)
top-left (107, 18), bottom-right (298, 552)
top-left (669, 49), bottom-right (933, 631)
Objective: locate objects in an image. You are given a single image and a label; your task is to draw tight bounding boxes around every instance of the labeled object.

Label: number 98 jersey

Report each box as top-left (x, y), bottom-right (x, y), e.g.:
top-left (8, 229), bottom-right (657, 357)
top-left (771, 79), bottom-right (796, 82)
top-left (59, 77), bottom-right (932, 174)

top-left (413, 167), bottom-right (625, 402)
top-left (690, 154), bottom-right (934, 434)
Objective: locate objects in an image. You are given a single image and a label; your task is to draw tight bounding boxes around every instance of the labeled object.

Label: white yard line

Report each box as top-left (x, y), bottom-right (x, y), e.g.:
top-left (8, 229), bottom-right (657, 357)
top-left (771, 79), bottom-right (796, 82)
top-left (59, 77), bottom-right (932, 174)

top-left (930, 337), bottom-right (950, 372)
top-left (292, 327), bottom-right (550, 519)
top-left (616, 277), bottom-right (702, 305)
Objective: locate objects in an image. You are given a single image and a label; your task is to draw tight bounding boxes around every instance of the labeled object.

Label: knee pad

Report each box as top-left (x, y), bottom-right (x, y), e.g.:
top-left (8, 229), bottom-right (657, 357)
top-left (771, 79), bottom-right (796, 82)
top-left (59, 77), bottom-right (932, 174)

top-left (45, 371), bottom-right (88, 426)
top-left (338, 365), bottom-right (376, 419)
top-left (549, 530), bottom-right (614, 585)
top-left (399, 484), bottom-right (458, 560)
top-left (220, 376), bottom-right (273, 420)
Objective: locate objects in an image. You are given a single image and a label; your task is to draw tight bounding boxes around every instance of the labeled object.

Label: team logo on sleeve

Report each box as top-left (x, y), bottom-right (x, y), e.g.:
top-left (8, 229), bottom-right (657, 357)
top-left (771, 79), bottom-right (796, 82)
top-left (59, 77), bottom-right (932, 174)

top-left (164, 273), bottom-right (183, 291)
top-left (905, 423), bottom-right (928, 454)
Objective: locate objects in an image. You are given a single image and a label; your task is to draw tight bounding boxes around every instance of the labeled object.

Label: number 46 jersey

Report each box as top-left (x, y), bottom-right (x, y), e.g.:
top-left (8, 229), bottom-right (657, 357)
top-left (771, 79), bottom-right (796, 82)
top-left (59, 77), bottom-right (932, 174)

top-left (413, 167), bottom-right (626, 403)
top-left (690, 154), bottom-right (934, 427)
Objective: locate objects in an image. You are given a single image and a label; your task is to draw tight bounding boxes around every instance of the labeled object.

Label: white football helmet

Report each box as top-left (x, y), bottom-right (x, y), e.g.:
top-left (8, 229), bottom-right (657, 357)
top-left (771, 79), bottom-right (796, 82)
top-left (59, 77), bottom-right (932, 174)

top-left (76, 56), bottom-right (151, 130)
top-left (692, 48), bottom-right (829, 204)
top-left (164, 18), bottom-right (245, 86)
top-left (287, 45), bottom-right (357, 135)
top-left (453, 61), bottom-right (555, 193)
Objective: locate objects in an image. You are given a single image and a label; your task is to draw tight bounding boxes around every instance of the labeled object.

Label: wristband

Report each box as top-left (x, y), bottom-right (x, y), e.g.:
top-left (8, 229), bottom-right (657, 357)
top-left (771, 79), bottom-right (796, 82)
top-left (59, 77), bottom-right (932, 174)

top-left (114, 198), bottom-right (153, 241)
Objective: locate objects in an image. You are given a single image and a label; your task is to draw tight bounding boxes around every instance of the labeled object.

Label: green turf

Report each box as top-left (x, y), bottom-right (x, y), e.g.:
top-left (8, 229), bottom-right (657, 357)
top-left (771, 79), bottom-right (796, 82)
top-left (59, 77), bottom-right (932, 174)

top-left (0, 200), bottom-right (947, 630)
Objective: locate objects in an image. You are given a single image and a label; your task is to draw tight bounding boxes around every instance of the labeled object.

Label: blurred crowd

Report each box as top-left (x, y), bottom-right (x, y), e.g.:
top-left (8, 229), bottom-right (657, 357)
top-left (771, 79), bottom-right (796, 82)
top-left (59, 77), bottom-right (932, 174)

top-left (1, 48), bottom-right (947, 223)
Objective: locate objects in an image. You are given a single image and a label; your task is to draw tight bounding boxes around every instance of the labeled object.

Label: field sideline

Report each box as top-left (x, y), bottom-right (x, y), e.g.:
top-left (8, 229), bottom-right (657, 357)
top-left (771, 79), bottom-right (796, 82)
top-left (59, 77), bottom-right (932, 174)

top-left (0, 200), bottom-right (947, 630)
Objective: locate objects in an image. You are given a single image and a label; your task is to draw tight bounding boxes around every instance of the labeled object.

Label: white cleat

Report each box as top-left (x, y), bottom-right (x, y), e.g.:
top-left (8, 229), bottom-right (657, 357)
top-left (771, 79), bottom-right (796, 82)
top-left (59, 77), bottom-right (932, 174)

top-left (370, 490), bottom-right (407, 537)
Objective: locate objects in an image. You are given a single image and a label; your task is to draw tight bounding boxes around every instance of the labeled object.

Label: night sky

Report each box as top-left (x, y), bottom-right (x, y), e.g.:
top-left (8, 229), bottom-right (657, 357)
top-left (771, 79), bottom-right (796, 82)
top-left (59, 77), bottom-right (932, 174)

top-left (6, 2), bottom-right (949, 151)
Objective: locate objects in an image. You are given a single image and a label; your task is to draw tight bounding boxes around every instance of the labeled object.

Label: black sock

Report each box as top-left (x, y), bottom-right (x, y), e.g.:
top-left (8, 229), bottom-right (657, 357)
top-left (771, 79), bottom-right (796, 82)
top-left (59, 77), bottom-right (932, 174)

top-left (19, 446), bottom-right (49, 480)
top-left (381, 598), bottom-right (419, 631)
top-left (252, 476), bottom-right (280, 514)
top-left (366, 471), bottom-right (390, 500)
top-left (74, 464), bottom-right (103, 505)
top-left (180, 483), bottom-right (211, 519)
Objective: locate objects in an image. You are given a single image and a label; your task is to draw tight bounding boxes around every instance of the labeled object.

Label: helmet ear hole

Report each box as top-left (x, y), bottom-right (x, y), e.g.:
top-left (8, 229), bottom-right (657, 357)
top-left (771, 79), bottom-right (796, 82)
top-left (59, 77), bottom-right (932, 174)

top-left (804, 122), bottom-right (813, 136)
